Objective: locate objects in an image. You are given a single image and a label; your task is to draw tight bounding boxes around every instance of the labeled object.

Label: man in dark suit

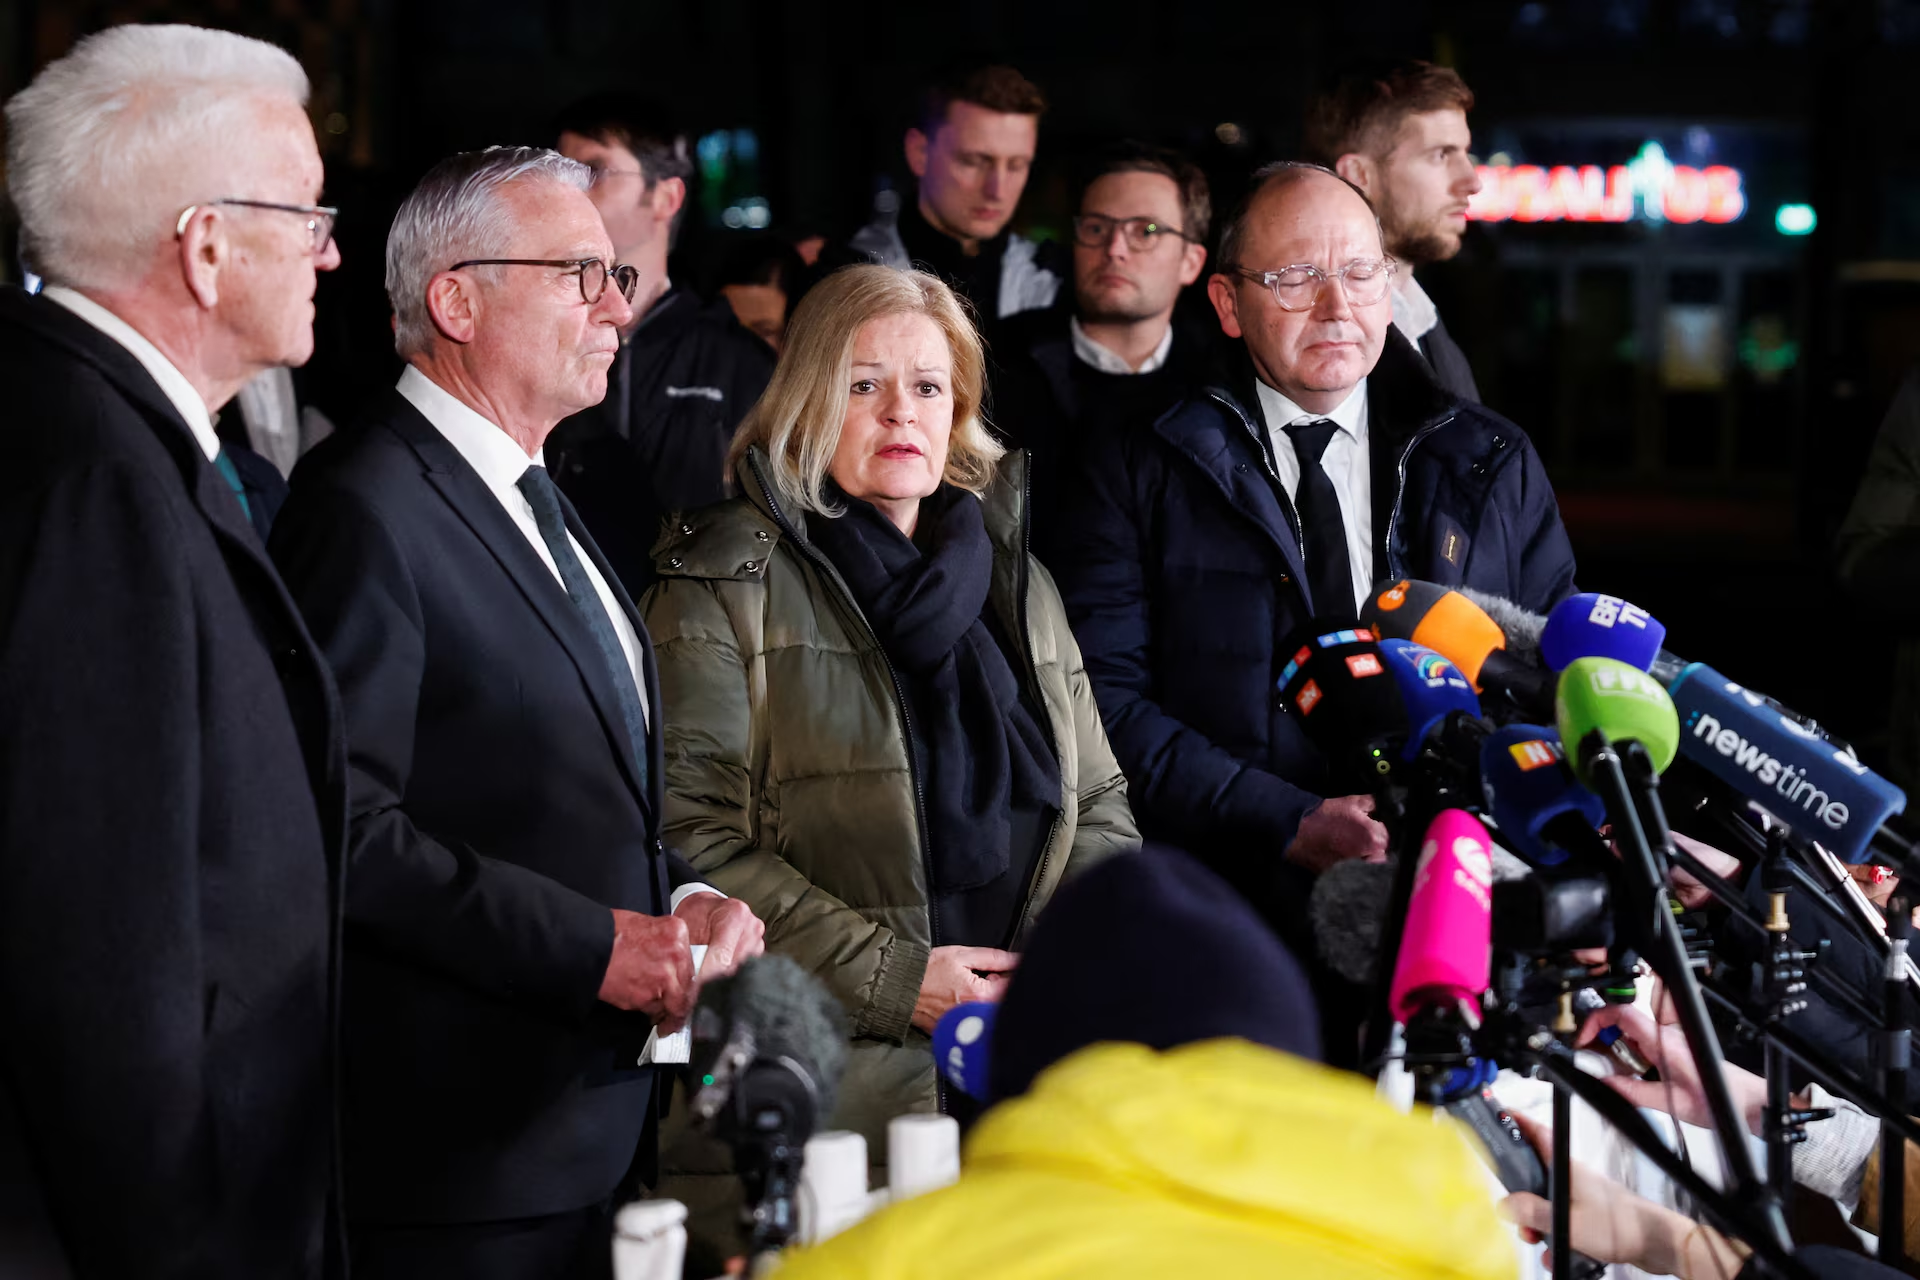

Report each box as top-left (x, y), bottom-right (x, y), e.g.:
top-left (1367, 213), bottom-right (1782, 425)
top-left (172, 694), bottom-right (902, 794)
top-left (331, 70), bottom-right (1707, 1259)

top-left (0, 24), bottom-right (346, 1279)
top-left (271, 147), bottom-right (765, 1280)
top-left (1052, 166), bottom-right (1575, 1058)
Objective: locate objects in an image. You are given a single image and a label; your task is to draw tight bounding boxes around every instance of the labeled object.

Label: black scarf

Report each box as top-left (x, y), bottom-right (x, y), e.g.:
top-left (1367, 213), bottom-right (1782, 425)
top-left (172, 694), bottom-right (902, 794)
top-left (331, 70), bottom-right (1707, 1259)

top-left (809, 483), bottom-right (1060, 892)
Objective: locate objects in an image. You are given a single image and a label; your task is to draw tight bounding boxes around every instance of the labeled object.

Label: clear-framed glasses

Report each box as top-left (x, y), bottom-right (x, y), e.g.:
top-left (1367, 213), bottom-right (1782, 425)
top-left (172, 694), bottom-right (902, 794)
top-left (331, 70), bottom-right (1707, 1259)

top-left (1228, 257), bottom-right (1399, 312)
top-left (175, 198), bottom-right (338, 253)
top-left (445, 257), bottom-right (641, 305)
top-left (1071, 214), bottom-right (1195, 252)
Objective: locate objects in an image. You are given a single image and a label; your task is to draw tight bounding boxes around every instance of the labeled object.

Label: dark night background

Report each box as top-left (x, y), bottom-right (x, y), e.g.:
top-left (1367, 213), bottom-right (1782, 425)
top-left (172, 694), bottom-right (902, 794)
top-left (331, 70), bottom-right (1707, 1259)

top-left (5, 0), bottom-right (1920, 777)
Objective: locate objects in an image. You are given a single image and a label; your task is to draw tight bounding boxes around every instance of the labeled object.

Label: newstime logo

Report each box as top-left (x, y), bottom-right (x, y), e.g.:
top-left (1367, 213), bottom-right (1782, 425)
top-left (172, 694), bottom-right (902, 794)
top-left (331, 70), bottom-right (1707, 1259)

top-left (1687, 710), bottom-right (1852, 831)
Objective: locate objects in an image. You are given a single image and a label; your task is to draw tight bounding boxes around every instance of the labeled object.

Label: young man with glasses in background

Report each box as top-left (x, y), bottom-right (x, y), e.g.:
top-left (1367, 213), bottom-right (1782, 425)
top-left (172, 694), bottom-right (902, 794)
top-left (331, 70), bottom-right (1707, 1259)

top-left (992, 141), bottom-right (1217, 554)
top-left (547, 93), bottom-right (776, 595)
top-left (1050, 163), bottom-right (1575, 1061)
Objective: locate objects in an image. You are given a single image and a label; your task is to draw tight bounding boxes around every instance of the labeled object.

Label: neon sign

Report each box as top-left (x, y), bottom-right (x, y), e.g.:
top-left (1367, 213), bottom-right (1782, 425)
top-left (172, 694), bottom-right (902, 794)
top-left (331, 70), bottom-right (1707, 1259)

top-left (1467, 142), bottom-right (1746, 225)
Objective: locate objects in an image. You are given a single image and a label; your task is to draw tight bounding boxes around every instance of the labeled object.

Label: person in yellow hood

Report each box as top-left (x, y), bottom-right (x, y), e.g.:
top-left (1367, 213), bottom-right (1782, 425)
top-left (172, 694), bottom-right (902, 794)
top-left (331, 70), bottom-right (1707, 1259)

top-left (773, 846), bottom-right (1518, 1280)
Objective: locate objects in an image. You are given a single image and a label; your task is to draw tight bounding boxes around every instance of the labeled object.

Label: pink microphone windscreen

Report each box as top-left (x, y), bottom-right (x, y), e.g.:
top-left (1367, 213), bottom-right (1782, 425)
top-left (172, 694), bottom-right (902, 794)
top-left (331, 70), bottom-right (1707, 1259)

top-left (1387, 809), bottom-right (1495, 1024)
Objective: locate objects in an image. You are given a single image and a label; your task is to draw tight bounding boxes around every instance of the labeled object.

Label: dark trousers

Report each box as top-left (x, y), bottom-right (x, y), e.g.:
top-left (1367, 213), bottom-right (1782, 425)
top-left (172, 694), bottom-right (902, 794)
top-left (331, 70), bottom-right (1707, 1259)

top-left (350, 1204), bottom-right (615, 1280)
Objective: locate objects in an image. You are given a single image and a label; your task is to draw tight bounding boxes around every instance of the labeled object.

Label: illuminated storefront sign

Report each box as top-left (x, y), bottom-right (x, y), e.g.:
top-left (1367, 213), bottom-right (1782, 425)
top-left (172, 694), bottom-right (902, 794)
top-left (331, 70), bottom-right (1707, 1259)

top-left (1467, 142), bottom-right (1746, 225)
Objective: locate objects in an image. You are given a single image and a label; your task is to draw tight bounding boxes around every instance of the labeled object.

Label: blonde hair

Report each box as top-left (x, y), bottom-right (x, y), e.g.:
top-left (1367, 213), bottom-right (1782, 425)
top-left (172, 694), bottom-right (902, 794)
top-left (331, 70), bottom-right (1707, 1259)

top-left (728, 264), bottom-right (1002, 517)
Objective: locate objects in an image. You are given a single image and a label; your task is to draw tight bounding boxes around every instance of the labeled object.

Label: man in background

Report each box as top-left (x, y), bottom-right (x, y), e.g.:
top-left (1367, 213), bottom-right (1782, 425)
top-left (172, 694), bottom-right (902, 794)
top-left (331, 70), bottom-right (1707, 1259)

top-left (0, 23), bottom-right (345, 1276)
top-left (991, 141), bottom-right (1215, 553)
top-left (841, 64), bottom-right (1062, 321)
top-left (549, 93), bottom-right (776, 594)
top-left (1303, 59), bottom-right (1484, 402)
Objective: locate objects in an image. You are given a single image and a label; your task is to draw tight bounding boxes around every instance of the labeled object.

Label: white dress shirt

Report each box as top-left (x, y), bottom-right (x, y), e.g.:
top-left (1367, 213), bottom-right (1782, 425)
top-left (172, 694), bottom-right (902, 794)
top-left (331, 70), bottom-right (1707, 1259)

top-left (397, 366), bottom-right (654, 724)
top-left (1256, 378), bottom-right (1376, 611)
top-left (396, 366), bottom-right (719, 916)
top-left (1069, 316), bottom-right (1174, 374)
top-left (1391, 271), bottom-right (1440, 345)
top-left (43, 285), bottom-right (221, 462)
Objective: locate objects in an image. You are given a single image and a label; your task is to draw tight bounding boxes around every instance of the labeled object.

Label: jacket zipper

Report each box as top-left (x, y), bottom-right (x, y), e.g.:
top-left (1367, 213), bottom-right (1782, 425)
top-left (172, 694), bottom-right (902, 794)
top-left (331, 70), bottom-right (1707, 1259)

top-left (1209, 391), bottom-right (1462, 589)
top-left (1011, 460), bottom-right (1064, 939)
top-left (743, 453), bottom-right (946, 963)
top-left (1384, 413), bottom-right (1456, 579)
top-left (1204, 390), bottom-right (1305, 549)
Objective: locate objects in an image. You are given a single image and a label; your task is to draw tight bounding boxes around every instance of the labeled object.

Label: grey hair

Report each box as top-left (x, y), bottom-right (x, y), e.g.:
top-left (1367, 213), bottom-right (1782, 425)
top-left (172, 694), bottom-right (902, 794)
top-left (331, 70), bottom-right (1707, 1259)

top-left (385, 146), bottom-right (592, 358)
top-left (4, 24), bottom-right (310, 290)
top-left (1215, 160), bottom-right (1384, 272)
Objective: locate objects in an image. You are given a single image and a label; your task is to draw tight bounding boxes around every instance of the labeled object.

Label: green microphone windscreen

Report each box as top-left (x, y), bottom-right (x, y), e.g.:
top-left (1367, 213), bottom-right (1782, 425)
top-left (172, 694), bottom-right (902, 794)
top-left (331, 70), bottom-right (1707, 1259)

top-left (1554, 656), bottom-right (1679, 785)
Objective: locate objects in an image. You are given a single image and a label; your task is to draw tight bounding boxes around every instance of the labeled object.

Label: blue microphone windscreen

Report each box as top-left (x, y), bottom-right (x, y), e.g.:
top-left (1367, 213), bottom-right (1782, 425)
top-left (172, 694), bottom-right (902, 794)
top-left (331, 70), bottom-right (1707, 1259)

top-left (1669, 663), bottom-right (1906, 864)
top-left (1480, 723), bottom-right (1607, 868)
top-left (932, 1002), bottom-right (997, 1100)
top-left (1378, 639), bottom-right (1480, 760)
top-left (1540, 593), bottom-right (1667, 673)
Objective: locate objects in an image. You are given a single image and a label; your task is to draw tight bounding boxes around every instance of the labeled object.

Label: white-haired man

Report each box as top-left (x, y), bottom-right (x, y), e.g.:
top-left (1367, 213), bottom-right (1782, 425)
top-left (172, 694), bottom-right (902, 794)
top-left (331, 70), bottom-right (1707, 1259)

top-left (0, 23), bottom-right (345, 1280)
top-left (269, 147), bottom-right (765, 1280)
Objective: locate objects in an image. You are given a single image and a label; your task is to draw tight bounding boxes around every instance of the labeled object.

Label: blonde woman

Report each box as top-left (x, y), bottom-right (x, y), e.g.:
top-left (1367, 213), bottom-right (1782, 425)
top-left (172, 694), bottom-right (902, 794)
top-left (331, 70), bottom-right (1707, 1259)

top-left (643, 264), bottom-right (1137, 1171)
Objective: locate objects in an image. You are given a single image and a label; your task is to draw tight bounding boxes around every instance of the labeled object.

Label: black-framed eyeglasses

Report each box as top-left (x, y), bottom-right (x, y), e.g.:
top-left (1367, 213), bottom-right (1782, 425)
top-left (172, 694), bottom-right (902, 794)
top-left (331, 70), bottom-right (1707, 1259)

top-left (1071, 214), bottom-right (1196, 252)
top-left (175, 198), bottom-right (338, 253)
top-left (445, 257), bottom-right (640, 305)
top-left (1226, 257), bottom-right (1399, 312)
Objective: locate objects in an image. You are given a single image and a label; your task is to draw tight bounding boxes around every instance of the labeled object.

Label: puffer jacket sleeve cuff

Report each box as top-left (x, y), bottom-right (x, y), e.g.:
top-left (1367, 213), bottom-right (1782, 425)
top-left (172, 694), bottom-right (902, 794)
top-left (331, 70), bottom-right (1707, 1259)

top-left (856, 935), bottom-right (929, 1044)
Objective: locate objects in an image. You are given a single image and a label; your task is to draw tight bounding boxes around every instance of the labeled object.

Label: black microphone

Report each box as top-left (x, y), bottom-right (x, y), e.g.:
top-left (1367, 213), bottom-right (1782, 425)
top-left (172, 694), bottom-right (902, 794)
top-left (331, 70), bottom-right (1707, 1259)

top-left (688, 955), bottom-right (849, 1252)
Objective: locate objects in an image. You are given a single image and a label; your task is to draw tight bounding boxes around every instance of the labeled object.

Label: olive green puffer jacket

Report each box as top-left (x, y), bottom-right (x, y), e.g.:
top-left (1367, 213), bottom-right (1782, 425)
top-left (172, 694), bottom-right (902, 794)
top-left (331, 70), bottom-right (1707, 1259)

top-left (641, 447), bottom-right (1138, 1155)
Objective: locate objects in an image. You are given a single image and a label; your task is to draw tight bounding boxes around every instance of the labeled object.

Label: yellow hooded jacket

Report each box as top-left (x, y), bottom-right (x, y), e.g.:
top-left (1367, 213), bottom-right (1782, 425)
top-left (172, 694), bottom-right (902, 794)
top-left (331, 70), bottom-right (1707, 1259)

top-left (774, 1038), bottom-right (1517, 1280)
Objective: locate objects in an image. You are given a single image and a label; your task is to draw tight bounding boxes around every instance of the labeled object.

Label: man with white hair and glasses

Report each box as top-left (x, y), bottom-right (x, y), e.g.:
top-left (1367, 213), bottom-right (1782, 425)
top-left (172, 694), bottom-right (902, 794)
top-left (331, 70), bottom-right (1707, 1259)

top-left (0, 22), bottom-right (346, 1279)
top-left (269, 147), bottom-right (764, 1280)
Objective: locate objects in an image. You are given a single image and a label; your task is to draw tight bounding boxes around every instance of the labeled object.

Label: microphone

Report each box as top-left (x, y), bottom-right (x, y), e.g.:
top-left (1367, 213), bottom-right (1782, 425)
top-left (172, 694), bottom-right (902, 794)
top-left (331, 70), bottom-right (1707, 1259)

top-left (1667, 663), bottom-right (1907, 866)
top-left (1314, 849), bottom-right (1550, 986)
top-left (1553, 657), bottom-right (1680, 787)
top-left (931, 1002), bottom-right (996, 1101)
top-left (1388, 809), bottom-right (1495, 1025)
top-left (1363, 579), bottom-right (1555, 718)
top-left (1310, 857), bottom-right (1399, 986)
top-left (689, 955), bottom-right (850, 1251)
top-left (1376, 638), bottom-right (1481, 761)
top-left (1458, 587), bottom-right (1547, 668)
top-left (1539, 592), bottom-right (1667, 673)
top-left (1480, 724), bottom-right (1610, 871)
top-left (1276, 621), bottom-right (1410, 791)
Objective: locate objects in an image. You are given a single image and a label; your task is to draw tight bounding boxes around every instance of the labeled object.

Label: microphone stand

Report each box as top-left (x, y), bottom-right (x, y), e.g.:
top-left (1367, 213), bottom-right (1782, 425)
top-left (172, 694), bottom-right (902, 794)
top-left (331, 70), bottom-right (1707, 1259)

top-left (1759, 826), bottom-right (1813, 1198)
top-left (1881, 893), bottom-right (1909, 1268)
top-left (1578, 730), bottom-right (1793, 1254)
top-left (1361, 712), bottom-right (1489, 1071)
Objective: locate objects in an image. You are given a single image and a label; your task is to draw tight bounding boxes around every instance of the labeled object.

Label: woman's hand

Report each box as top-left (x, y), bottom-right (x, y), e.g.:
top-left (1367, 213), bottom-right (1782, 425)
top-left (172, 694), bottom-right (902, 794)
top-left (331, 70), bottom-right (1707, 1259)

top-left (1575, 1000), bottom-right (1773, 1136)
top-left (1499, 1112), bottom-right (1751, 1278)
top-left (911, 945), bottom-right (1018, 1034)
top-left (1667, 831), bottom-right (1745, 910)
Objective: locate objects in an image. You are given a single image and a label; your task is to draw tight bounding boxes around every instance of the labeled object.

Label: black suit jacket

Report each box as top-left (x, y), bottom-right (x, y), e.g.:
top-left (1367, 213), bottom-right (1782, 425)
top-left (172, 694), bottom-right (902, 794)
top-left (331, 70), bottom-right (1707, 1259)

top-left (270, 390), bottom-right (701, 1227)
top-left (0, 286), bottom-right (346, 1278)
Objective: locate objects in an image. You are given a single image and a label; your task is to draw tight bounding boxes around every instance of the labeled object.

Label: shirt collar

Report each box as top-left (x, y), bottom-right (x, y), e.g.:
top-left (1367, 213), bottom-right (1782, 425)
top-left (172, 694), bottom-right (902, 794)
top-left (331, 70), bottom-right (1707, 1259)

top-left (1256, 377), bottom-right (1369, 441)
top-left (396, 364), bottom-right (544, 492)
top-left (42, 285), bottom-right (221, 462)
top-left (1069, 316), bottom-right (1174, 375)
top-left (1391, 270), bottom-right (1439, 343)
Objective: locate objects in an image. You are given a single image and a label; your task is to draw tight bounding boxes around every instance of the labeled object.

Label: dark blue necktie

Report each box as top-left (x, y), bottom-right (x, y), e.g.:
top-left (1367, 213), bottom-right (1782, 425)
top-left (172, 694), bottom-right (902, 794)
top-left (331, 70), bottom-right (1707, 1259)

top-left (1283, 418), bottom-right (1356, 619)
top-left (517, 465), bottom-right (649, 792)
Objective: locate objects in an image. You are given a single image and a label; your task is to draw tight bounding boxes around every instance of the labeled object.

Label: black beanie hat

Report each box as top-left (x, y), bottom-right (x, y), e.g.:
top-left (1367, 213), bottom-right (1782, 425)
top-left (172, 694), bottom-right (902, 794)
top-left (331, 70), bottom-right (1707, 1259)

top-left (985, 845), bottom-right (1322, 1104)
